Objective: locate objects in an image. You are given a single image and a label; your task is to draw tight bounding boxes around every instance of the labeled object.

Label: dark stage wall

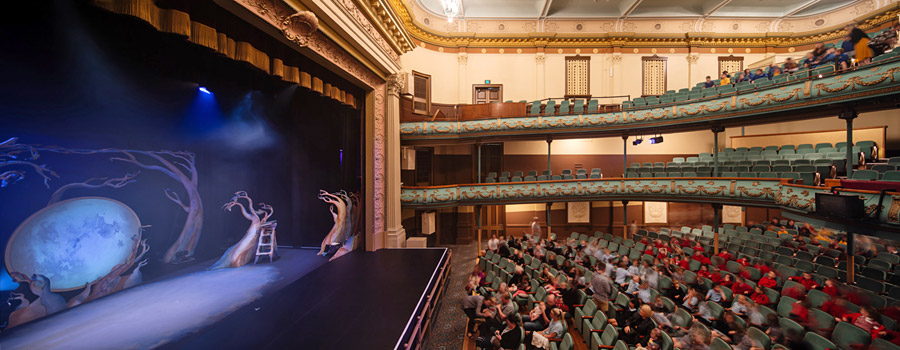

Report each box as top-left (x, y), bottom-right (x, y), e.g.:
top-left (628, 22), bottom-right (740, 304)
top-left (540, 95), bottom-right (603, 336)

top-left (0, 0), bottom-right (362, 328)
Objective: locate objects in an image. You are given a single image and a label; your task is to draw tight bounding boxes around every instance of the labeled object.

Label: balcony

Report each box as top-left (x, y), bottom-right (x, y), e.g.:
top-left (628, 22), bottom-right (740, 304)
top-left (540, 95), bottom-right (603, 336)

top-left (400, 56), bottom-right (900, 143)
top-left (401, 176), bottom-right (900, 228)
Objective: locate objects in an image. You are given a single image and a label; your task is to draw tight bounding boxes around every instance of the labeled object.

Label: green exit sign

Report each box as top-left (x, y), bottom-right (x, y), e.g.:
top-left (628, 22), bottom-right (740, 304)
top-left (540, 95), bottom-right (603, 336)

top-left (485, 80), bottom-right (491, 84)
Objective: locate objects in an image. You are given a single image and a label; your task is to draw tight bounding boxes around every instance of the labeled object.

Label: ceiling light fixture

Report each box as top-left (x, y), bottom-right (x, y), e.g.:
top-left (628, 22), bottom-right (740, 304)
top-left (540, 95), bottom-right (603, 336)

top-left (440, 0), bottom-right (461, 23)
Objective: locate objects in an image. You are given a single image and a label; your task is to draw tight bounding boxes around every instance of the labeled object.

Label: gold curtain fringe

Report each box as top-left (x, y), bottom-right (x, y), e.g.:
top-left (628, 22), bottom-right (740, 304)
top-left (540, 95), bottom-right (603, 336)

top-left (91, 0), bottom-right (358, 109)
top-left (300, 72), bottom-right (312, 89)
top-left (284, 66), bottom-right (300, 84)
top-left (235, 42), bottom-right (270, 73)
top-left (190, 22), bottom-right (218, 51)
top-left (272, 59), bottom-right (284, 78)
top-left (312, 77), bottom-right (324, 94)
top-left (160, 9), bottom-right (190, 36)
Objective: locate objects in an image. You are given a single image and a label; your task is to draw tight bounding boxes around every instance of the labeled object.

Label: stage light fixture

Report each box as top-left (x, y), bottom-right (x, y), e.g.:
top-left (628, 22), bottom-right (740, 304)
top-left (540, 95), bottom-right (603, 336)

top-left (633, 137), bottom-right (643, 145)
top-left (649, 136), bottom-right (664, 144)
top-left (198, 87), bottom-right (211, 94)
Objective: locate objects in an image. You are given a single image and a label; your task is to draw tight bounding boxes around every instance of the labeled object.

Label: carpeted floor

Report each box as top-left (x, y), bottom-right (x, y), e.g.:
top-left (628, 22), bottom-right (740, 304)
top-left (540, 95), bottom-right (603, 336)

top-left (424, 242), bottom-right (478, 350)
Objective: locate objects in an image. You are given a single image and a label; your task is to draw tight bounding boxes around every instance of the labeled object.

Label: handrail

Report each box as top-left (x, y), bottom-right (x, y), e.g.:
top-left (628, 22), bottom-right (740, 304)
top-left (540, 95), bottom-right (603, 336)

top-left (531, 95), bottom-right (632, 102)
top-left (398, 248), bottom-right (451, 350)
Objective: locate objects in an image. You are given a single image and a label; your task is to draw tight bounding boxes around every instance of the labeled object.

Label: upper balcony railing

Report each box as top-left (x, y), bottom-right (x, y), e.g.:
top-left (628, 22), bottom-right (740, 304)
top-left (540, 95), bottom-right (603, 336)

top-left (400, 53), bottom-right (900, 143)
top-left (400, 176), bottom-right (900, 228)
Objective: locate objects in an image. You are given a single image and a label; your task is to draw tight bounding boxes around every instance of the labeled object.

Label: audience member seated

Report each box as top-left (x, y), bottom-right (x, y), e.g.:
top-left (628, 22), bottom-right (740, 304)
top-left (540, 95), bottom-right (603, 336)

top-left (719, 73), bottom-right (731, 86)
top-left (476, 313), bottom-right (522, 350)
top-left (621, 305), bottom-right (656, 345)
top-left (525, 308), bottom-right (564, 350)
top-left (704, 76), bottom-right (715, 88)
top-left (462, 293), bottom-right (496, 337)
top-left (749, 69), bottom-right (767, 81)
top-left (783, 57), bottom-right (799, 72)
top-left (869, 23), bottom-right (899, 57)
top-left (474, 219), bottom-right (900, 350)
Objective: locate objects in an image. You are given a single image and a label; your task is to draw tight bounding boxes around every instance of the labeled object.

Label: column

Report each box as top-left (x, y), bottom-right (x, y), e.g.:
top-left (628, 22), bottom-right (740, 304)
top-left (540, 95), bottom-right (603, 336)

top-left (712, 203), bottom-right (722, 254)
top-left (611, 53), bottom-right (623, 97)
top-left (536, 53), bottom-right (546, 99)
top-left (545, 202), bottom-right (552, 240)
top-left (476, 205), bottom-right (483, 253)
top-left (547, 138), bottom-right (553, 176)
top-left (712, 125), bottom-right (724, 177)
top-left (847, 231), bottom-right (855, 283)
top-left (621, 200), bottom-right (629, 238)
top-left (476, 142), bottom-right (483, 183)
top-left (458, 52), bottom-right (468, 104)
top-left (622, 135), bottom-right (628, 177)
top-left (686, 54), bottom-right (700, 89)
top-left (384, 73), bottom-right (406, 248)
top-left (840, 109), bottom-right (858, 177)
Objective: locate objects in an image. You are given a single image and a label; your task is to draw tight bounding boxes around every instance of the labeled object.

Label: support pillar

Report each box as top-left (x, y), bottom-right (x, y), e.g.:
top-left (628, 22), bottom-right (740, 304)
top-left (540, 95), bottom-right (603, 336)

top-left (622, 200), bottom-right (629, 238)
top-left (686, 54), bottom-right (700, 92)
top-left (476, 142), bottom-right (483, 183)
top-left (547, 137), bottom-right (553, 176)
top-left (712, 125), bottom-right (725, 177)
top-left (384, 74), bottom-right (406, 248)
top-left (536, 53), bottom-right (546, 99)
top-left (622, 135), bottom-right (629, 177)
top-left (545, 202), bottom-right (553, 241)
top-left (840, 109), bottom-right (858, 177)
top-left (847, 231), bottom-right (855, 283)
top-left (458, 52), bottom-right (468, 104)
top-left (476, 205), bottom-right (483, 253)
top-left (712, 203), bottom-right (722, 254)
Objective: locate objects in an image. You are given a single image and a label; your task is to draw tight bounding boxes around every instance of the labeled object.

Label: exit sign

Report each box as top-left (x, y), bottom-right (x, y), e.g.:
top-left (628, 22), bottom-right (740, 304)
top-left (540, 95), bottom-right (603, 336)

top-left (485, 80), bottom-right (491, 84)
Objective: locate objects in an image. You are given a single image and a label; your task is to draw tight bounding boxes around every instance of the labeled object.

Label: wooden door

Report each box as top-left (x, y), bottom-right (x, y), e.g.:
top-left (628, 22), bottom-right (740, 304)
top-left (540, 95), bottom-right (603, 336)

top-left (481, 205), bottom-right (506, 238)
top-left (473, 84), bottom-right (503, 104)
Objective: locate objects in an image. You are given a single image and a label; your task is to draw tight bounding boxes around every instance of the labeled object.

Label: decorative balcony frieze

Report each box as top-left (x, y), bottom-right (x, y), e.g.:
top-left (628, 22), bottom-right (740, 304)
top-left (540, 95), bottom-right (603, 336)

top-left (402, 178), bottom-right (900, 226)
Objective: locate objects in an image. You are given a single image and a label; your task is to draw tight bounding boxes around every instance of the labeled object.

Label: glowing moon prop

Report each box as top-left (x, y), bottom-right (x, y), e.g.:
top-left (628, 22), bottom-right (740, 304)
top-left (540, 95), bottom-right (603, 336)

top-left (5, 197), bottom-right (141, 291)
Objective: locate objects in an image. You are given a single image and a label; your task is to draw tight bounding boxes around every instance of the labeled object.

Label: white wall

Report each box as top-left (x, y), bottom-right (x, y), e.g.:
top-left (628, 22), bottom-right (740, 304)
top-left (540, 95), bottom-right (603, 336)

top-left (724, 110), bottom-right (900, 150)
top-left (504, 129), bottom-right (716, 155)
top-left (401, 48), bottom-right (777, 104)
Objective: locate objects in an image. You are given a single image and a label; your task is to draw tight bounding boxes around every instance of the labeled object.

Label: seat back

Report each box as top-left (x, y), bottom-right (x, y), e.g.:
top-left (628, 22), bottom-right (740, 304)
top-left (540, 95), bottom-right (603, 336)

top-left (833, 321), bottom-right (872, 350)
top-left (805, 332), bottom-right (837, 350)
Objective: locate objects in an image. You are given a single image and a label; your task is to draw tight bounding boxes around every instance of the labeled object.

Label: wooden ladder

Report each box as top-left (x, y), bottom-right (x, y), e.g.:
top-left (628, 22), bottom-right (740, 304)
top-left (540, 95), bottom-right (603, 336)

top-left (254, 221), bottom-right (278, 264)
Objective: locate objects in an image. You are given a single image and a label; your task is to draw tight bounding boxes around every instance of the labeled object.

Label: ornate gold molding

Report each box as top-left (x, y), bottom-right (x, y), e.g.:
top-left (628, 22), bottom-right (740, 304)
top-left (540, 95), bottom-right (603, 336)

top-left (386, 0), bottom-right (899, 49)
top-left (352, 0), bottom-right (415, 55)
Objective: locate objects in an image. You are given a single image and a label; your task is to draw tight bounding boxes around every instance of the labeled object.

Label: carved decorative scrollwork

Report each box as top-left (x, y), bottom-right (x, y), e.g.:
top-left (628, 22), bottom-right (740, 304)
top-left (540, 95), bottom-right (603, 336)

top-left (280, 10), bottom-right (318, 47)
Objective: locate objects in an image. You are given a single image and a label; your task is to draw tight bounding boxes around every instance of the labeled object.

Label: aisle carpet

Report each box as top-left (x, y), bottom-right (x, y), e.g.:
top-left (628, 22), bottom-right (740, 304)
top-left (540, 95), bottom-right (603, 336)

top-left (424, 242), bottom-right (478, 350)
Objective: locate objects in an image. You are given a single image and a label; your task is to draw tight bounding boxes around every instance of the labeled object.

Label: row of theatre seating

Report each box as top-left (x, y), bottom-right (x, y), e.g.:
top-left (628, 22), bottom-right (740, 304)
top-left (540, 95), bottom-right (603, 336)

top-left (524, 99), bottom-right (620, 116)
top-left (484, 168), bottom-right (603, 183)
top-left (506, 45), bottom-right (900, 118)
top-left (696, 35), bottom-right (900, 89)
top-left (628, 63), bottom-right (846, 109)
top-left (477, 221), bottom-right (900, 350)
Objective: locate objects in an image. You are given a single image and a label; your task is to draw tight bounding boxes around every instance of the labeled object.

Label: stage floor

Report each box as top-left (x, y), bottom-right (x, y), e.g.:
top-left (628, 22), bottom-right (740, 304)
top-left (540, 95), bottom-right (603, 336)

top-left (0, 248), bottom-right (328, 350)
top-left (166, 248), bottom-right (449, 350)
top-left (0, 248), bottom-right (448, 349)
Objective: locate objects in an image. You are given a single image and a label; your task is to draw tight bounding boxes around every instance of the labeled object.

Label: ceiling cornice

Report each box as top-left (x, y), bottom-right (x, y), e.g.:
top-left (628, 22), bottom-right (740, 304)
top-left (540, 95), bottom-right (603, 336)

top-left (388, 0), bottom-right (899, 49)
top-left (353, 0), bottom-right (416, 54)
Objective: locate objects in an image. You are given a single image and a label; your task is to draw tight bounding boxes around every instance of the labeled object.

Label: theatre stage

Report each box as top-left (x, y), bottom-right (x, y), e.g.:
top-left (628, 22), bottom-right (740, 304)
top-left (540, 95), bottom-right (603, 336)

top-left (0, 248), bottom-right (449, 350)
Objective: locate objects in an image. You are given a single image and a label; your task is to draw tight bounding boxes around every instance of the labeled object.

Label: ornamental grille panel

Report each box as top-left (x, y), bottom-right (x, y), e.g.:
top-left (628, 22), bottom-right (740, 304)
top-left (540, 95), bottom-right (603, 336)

top-left (565, 56), bottom-right (590, 97)
top-left (642, 55), bottom-right (667, 96)
top-left (718, 55), bottom-right (744, 77)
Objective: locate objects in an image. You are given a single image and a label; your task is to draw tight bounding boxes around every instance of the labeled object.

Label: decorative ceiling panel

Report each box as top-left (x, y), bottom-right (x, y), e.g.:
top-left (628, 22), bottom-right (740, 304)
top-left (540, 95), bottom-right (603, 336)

top-left (418, 0), bottom-right (868, 19)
